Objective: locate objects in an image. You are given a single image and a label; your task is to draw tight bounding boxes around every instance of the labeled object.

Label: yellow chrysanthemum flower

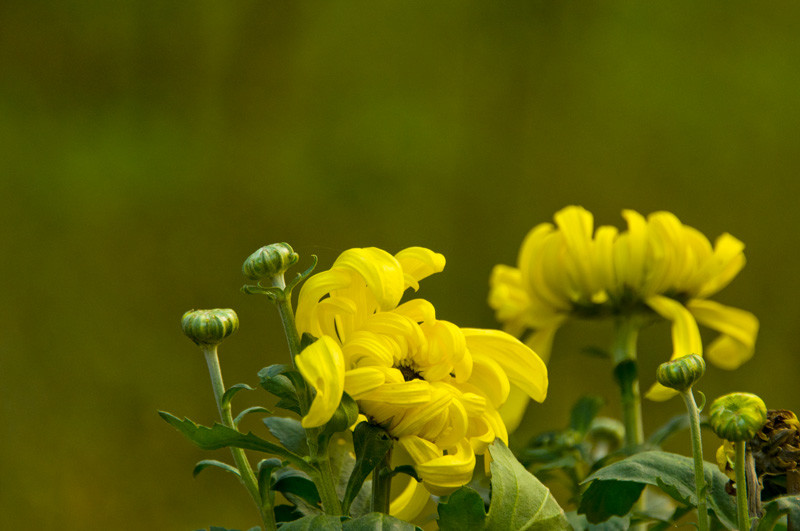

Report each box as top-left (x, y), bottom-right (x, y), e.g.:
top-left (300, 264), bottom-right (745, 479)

top-left (490, 206), bottom-right (758, 401)
top-left (294, 247), bottom-right (548, 502)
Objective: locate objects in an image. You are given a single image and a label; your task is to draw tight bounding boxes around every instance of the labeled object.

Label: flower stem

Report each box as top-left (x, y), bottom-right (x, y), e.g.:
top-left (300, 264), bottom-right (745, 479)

top-left (371, 449), bottom-right (393, 514)
top-left (270, 284), bottom-right (342, 515)
top-left (203, 346), bottom-right (277, 531)
top-left (735, 441), bottom-right (751, 531)
top-left (611, 317), bottom-right (643, 449)
top-left (680, 389), bottom-right (709, 531)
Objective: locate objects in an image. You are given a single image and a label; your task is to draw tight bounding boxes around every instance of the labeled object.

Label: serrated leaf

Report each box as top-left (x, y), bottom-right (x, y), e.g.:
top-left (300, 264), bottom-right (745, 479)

top-left (578, 479), bottom-right (645, 524)
top-left (648, 413), bottom-right (691, 447)
top-left (565, 511), bottom-right (631, 530)
top-left (192, 459), bottom-right (241, 478)
top-left (277, 514), bottom-right (343, 530)
top-left (342, 512), bottom-right (421, 530)
top-left (263, 416), bottom-right (309, 456)
top-left (258, 364), bottom-right (302, 414)
top-left (758, 495), bottom-right (800, 531)
top-left (318, 392), bottom-right (359, 449)
top-left (272, 468), bottom-right (322, 509)
top-left (437, 487), bottom-right (487, 530)
top-left (221, 383), bottom-right (254, 409)
top-left (233, 406), bottom-right (271, 428)
top-left (569, 395), bottom-right (605, 434)
top-left (579, 451), bottom-right (736, 529)
top-left (341, 423), bottom-right (393, 515)
top-left (485, 440), bottom-right (570, 530)
top-left (257, 458), bottom-right (282, 504)
top-left (158, 411), bottom-right (313, 473)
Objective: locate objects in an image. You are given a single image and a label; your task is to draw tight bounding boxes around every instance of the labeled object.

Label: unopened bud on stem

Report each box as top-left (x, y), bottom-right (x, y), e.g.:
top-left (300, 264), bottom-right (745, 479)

top-left (181, 309), bottom-right (239, 347)
top-left (242, 243), bottom-right (299, 282)
top-left (656, 354), bottom-right (705, 392)
top-left (709, 392), bottom-right (768, 442)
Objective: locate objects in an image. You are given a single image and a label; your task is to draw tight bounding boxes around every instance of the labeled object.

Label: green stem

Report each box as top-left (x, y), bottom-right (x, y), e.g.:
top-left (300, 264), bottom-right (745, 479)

top-left (371, 449), bottom-right (393, 514)
top-left (681, 389), bottom-right (709, 531)
top-left (270, 282), bottom-right (341, 515)
top-left (735, 441), bottom-right (751, 531)
top-left (203, 346), bottom-right (277, 531)
top-left (612, 317), bottom-right (643, 449)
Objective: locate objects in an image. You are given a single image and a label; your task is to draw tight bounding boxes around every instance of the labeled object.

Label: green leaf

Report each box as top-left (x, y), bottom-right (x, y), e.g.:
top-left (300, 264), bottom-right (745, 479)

top-left (275, 504), bottom-right (303, 523)
top-left (272, 468), bottom-right (322, 509)
top-left (579, 451), bottom-right (737, 529)
top-left (192, 459), bottom-right (241, 478)
top-left (485, 440), bottom-right (570, 530)
top-left (263, 416), bottom-right (309, 456)
top-left (342, 512), bottom-right (421, 530)
top-left (578, 480), bottom-right (645, 524)
top-left (258, 364), bottom-right (302, 414)
top-left (318, 392), bottom-right (359, 449)
top-left (647, 413), bottom-right (691, 447)
top-left (758, 496), bottom-right (800, 531)
top-left (341, 423), bottom-right (393, 515)
top-left (277, 515), bottom-right (343, 530)
top-left (565, 511), bottom-right (630, 530)
top-left (221, 383), bottom-right (254, 410)
top-left (158, 411), bottom-right (313, 473)
top-left (437, 487), bottom-right (487, 530)
top-left (233, 406), bottom-right (271, 428)
top-left (257, 458), bottom-right (282, 504)
top-left (569, 395), bottom-right (605, 434)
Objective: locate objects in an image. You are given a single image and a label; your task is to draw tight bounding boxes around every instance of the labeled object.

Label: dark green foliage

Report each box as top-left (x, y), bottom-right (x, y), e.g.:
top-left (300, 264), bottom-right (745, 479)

top-left (341, 423), bottom-right (393, 515)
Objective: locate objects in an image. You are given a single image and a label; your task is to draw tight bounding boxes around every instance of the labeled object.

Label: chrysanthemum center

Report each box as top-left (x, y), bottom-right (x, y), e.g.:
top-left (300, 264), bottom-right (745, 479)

top-left (397, 364), bottom-right (424, 382)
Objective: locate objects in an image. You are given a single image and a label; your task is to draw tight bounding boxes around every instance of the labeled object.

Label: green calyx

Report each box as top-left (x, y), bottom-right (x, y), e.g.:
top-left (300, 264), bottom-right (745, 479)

top-left (709, 392), bottom-right (768, 442)
top-left (181, 309), bottom-right (239, 346)
top-left (242, 243), bottom-right (299, 281)
top-left (656, 354), bottom-right (706, 392)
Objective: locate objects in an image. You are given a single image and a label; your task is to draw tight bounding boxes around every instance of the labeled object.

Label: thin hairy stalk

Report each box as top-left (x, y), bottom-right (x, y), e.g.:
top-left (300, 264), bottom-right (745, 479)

top-left (680, 389), bottom-right (709, 531)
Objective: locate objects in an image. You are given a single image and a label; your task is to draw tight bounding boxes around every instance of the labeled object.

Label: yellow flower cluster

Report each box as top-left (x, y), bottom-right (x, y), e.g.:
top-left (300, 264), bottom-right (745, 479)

top-left (490, 205), bottom-right (758, 400)
top-left (293, 247), bottom-right (548, 505)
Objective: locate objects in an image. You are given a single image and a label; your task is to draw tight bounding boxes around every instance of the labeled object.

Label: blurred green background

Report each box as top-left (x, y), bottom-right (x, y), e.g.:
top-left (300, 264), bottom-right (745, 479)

top-left (3, 1), bottom-right (800, 528)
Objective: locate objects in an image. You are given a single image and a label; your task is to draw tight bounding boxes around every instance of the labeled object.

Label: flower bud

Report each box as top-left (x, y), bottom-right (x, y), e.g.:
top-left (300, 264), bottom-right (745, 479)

top-left (656, 354), bottom-right (706, 392)
top-left (181, 309), bottom-right (239, 346)
top-left (709, 392), bottom-right (768, 442)
top-left (242, 243), bottom-right (299, 281)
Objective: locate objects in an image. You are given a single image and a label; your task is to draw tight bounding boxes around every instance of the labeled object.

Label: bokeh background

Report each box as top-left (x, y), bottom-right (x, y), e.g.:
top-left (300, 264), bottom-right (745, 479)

top-left (3, 1), bottom-right (800, 529)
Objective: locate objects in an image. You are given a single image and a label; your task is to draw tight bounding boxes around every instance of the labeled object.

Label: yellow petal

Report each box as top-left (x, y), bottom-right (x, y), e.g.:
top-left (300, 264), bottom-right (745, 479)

top-left (342, 330), bottom-right (399, 367)
top-left (344, 367), bottom-right (386, 399)
top-left (497, 385), bottom-right (530, 434)
top-left (554, 205), bottom-right (598, 295)
top-left (413, 439), bottom-right (475, 496)
top-left (616, 209), bottom-right (648, 291)
top-left (522, 317), bottom-right (567, 365)
top-left (687, 299), bottom-right (758, 370)
top-left (390, 475), bottom-right (431, 522)
top-left (468, 353), bottom-right (510, 408)
top-left (393, 298), bottom-right (437, 325)
top-left (696, 233), bottom-right (746, 298)
top-left (645, 382), bottom-right (679, 401)
top-left (333, 247), bottom-right (406, 310)
top-left (391, 386), bottom-right (452, 437)
top-left (593, 225), bottom-right (619, 294)
top-left (360, 380), bottom-right (432, 406)
top-left (295, 336), bottom-right (345, 428)
top-left (394, 247), bottom-right (446, 291)
top-left (462, 328), bottom-right (548, 403)
top-left (645, 295), bottom-right (703, 360)
top-left (295, 269), bottom-right (351, 336)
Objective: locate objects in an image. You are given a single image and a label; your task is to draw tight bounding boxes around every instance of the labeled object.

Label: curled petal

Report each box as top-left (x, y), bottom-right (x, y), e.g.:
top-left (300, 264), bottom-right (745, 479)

top-left (333, 247), bottom-right (406, 310)
top-left (468, 353), bottom-right (510, 408)
top-left (462, 328), bottom-right (548, 403)
top-left (390, 475), bottom-right (431, 522)
top-left (295, 336), bottom-right (345, 428)
top-left (395, 247), bottom-right (446, 291)
top-left (344, 367), bottom-right (386, 399)
top-left (295, 269), bottom-right (351, 336)
top-left (391, 386), bottom-right (452, 437)
top-left (645, 295), bottom-right (703, 360)
top-left (616, 209), bottom-right (648, 292)
top-left (342, 331), bottom-right (398, 367)
top-left (497, 385), bottom-right (530, 434)
top-left (555, 205), bottom-right (599, 295)
top-left (687, 299), bottom-right (758, 370)
top-left (393, 299), bottom-right (437, 325)
top-left (360, 380), bottom-right (432, 406)
top-left (413, 439), bottom-right (476, 496)
top-left (696, 233), bottom-right (746, 298)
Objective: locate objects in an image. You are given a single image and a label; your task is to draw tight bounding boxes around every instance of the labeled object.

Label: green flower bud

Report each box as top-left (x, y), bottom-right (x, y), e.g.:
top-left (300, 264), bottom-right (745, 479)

top-left (242, 243), bottom-right (299, 281)
top-left (709, 392), bottom-right (768, 442)
top-left (656, 354), bottom-right (706, 392)
top-left (181, 309), bottom-right (239, 346)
